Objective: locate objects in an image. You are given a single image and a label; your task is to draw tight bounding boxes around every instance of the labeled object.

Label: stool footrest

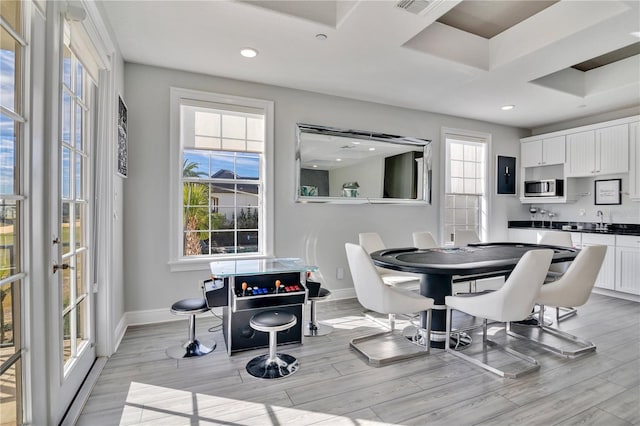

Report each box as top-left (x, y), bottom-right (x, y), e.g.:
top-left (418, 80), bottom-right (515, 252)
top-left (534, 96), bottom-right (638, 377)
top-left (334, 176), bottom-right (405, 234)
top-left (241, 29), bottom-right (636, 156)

top-left (166, 339), bottom-right (215, 359)
top-left (246, 353), bottom-right (298, 379)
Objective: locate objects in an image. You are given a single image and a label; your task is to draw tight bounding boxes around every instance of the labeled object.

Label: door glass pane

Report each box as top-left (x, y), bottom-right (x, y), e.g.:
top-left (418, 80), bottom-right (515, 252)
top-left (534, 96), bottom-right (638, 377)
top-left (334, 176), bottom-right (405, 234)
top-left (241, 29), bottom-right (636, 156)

top-left (75, 62), bottom-right (83, 99)
top-left (75, 155), bottom-right (82, 199)
top-left (62, 261), bottom-right (71, 311)
top-left (0, 358), bottom-right (21, 426)
top-left (0, 202), bottom-right (17, 278)
top-left (61, 91), bottom-right (71, 144)
top-left (61, 202), bottom-right (71, 254)
top-left (75, 104), bottom-right (83, 150)
top-left (62, 45), bottom-right (72, 89)
top-left (62, 147), bottom-right (71, 199)
top-left (75, 251), bottom-right (84, 297)
top-left (0, 115), bottom-right (17, 195)
top-left (62, 313), bottom-right (71, 363)
top-left (0, 281), bottom-right (16, 354)
top-left (0, 27), bottom-right (20, 113)
top-left (76, 299), bottom-right (87, 348)
top-left (75, 204), bottom-right (83, 249)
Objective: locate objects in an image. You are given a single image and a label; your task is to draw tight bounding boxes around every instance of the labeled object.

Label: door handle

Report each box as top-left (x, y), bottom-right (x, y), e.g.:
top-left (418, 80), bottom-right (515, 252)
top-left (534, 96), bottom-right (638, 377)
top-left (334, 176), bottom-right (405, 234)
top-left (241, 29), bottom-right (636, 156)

top-left (53, 263), bottom-right (70, 273)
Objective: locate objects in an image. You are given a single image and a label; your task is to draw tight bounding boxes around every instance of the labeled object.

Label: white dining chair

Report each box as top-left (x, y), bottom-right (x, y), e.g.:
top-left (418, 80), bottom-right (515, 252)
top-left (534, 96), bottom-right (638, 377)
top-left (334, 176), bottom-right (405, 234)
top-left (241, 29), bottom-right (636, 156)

top-left (345, 243), bottom-right (434, 366)
top-left (358, 232), bottom-right (420, 290)
top-left (538, 231), bottom-right (577, 323)
top-left (445, 249), bottom-right (554, 378)
top-left (507, 245), bottom-right (607, 357)
top-left (412, 231), bottom-right (438, 249)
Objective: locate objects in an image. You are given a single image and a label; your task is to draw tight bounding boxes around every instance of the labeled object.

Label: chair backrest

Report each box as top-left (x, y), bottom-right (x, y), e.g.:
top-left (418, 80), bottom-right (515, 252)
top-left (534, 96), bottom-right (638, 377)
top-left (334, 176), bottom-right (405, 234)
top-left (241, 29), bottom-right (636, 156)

top-left (345, 243), bottom-right (431, 315)
top-left (493, 249), bottom-right (554, 322)
top-left (454, 229), bottom-right (480, 246)
top-left (359, 232), bottom-right (387, 274)
top-left (539, 231), bottom-right (573, 273)
top-left (540, 245), bottom-right (607, 308)
top-left (358, 232), bottom-right (386, 254)
top-left (412, 231), bottom-right (438, 249)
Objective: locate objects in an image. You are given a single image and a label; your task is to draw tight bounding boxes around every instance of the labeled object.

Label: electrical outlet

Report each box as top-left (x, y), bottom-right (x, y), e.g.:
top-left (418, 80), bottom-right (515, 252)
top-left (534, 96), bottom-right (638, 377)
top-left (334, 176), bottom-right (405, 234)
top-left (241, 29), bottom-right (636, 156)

top-left (336, 267), bottom-right (344, 280)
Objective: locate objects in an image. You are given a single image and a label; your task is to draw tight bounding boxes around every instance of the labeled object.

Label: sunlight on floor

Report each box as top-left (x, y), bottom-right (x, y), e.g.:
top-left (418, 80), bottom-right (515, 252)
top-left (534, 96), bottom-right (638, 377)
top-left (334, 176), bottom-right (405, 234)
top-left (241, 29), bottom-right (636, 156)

top-left (123, 381), bottom-right (392, 425)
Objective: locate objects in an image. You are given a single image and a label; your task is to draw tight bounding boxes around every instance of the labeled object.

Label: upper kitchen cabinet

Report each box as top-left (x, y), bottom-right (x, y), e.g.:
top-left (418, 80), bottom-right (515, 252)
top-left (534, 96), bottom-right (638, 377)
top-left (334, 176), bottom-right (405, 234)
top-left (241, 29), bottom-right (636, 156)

top-left (521, 136), bottom-right (565, 168)
top-left (566, 124), bottom-right (629, 177)
top-left (629, 121), bottom-right (640, 201)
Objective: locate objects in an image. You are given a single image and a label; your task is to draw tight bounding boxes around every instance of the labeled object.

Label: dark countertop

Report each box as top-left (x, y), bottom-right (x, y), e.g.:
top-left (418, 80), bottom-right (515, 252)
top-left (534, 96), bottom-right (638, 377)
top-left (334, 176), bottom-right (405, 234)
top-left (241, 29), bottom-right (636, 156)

top-left (508, 221), bottom-right (640, 237)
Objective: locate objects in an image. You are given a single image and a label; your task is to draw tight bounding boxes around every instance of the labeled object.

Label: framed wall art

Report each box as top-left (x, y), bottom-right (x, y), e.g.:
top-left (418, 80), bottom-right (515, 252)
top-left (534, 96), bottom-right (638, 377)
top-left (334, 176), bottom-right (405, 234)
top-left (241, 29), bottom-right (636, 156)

top-left (117, 95), bottom-right (128, 178)
top-left (594, 178), bottom-right (621, 205)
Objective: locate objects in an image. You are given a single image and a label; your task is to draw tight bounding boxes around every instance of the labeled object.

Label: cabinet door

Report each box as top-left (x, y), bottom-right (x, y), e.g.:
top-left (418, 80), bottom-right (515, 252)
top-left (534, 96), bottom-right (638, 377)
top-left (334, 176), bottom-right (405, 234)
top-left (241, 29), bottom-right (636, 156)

top-left (566, 131), bottom-right (595, 177)
top-left (630, 122), bottom-right (640, 201)
top-left (521, 140), bottom-right (542, 167)
top-left (615, 236), bottom-right (640, 295)
top-left (597, 124), bottom-right (629, 175)
top-left (508, 228), bottom-right (538, 244)
top-left (542, 136), bottom-right (565, 166)
top-left (582, 234), bottom-right (615, 290)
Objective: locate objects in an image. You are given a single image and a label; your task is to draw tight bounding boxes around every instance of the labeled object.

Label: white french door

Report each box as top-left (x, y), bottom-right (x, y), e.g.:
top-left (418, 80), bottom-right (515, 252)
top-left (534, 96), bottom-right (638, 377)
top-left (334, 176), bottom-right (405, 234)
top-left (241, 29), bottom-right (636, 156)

top-left (49, 25), bottom-right (97, 421)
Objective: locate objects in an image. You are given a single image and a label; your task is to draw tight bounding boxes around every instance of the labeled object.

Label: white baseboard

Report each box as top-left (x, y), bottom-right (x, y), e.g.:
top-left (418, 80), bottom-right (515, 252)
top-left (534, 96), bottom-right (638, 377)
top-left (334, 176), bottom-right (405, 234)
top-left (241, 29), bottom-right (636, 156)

top-left (325, 287), bottom-right (356, 300)
top-left (592, 288), bottom-right (640, 302)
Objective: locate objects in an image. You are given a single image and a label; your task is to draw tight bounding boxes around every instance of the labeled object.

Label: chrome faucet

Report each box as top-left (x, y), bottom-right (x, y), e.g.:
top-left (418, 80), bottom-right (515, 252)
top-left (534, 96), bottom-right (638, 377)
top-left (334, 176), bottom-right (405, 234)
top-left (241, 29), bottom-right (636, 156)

top-left (596, 210), bottom-right (605, 230)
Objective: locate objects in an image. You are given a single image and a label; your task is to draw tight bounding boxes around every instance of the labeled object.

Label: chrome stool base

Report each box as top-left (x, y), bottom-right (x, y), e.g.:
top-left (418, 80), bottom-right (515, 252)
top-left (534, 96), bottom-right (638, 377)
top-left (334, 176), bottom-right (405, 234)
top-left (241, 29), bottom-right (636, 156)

top-left (246, 353), bottom-right (299, 379)
top-left (304, 322), bottom-right (333, 337)
top-left (166, 339), bottom-right (215, 359)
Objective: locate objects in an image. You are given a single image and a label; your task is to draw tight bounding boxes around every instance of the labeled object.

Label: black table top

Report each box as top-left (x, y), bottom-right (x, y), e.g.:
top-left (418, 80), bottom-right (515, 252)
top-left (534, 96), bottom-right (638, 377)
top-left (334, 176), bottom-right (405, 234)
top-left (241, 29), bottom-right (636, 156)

top-left (371, 242), bottom-right (579, 276)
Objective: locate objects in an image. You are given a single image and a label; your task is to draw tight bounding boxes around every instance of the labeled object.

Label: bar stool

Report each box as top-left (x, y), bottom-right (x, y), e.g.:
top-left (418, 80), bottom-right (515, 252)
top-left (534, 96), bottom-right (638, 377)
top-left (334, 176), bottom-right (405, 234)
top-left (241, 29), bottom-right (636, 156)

top-left (246, 310), bottom-right (298, 379)
top-left (304, 287), bottom-right (333, 337)
top-left (166, 298), bottom-right (216, 359)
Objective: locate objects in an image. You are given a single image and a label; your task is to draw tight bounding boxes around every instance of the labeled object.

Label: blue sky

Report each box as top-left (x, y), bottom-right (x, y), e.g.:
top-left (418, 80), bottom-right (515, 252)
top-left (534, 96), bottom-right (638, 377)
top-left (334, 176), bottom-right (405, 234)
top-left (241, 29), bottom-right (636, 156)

top-left (184, 149), bottom-right (259, 179)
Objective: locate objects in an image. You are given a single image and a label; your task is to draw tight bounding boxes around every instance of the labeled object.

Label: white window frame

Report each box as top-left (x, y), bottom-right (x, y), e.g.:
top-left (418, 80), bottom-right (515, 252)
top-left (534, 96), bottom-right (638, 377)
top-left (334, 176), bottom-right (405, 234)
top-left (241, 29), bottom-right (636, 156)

top-left (440, 127), bottom-right (491, 244)
top-left (168, 88), bottom-right (274, 271)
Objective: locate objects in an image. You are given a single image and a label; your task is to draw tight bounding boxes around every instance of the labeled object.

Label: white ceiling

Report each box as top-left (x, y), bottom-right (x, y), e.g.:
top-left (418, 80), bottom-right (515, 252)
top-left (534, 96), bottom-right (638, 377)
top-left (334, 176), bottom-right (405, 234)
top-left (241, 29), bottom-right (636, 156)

top-left (100, 0), bottom-right (640, 129)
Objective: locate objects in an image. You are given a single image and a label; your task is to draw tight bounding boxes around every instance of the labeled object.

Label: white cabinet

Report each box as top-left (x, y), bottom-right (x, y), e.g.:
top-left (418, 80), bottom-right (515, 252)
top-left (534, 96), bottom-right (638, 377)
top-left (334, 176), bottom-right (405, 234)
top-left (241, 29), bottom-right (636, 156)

top-left (615, 235), bottom-right (640, 295)
top-left (566, 124), bottom-right (629, 177)
top-left (581, 233), bottom-right (616, 290)
top-left (521, 136), bottom-right (565, 168)
top-left (629, 122), bottom-right (640, 201)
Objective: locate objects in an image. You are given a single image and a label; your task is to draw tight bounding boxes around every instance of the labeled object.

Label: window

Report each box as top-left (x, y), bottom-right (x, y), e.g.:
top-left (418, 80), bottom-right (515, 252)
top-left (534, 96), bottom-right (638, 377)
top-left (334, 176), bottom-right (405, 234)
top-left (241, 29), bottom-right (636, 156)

top-left (170, 89), bottom-right (273, 269)
top-left (1, 1), bottom-right (26, 424)
top-left (443, 131), bottom-right (489, 243)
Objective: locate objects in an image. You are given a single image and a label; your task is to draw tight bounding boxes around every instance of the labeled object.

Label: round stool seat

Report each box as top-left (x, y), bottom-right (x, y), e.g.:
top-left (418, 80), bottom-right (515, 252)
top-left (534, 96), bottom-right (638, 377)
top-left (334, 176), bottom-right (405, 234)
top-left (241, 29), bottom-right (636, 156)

top-left (166, 297), bottom-right (215, 359)
top-left (246, 310), bottom-right (298, 379)
top-left (170, 298), bottom-right (209, 315)
top-left (250, 310), bottom-right (297, 333)
top-left (308, 287), bottom-right (331, 301)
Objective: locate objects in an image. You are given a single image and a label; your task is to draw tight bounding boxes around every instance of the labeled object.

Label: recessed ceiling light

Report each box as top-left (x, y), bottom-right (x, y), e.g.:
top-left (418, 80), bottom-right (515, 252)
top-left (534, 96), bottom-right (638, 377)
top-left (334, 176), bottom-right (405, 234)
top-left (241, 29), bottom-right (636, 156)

top-left (240, 48), bottom-right (258, 58)
top-left (312, 164), bottom-right (318, 168)
top-left (315, 33), bottom-right (327, 40)
top-left (631, 31), bottom-right (640, 38)
top-left (501, 105), bottom-right (515, 111)
top-left (369, 147), bottom-right (376, 151)
top-left (336, 158), bottom-right (342, 162)
top-left (352, 141), bottom-right (361, 145)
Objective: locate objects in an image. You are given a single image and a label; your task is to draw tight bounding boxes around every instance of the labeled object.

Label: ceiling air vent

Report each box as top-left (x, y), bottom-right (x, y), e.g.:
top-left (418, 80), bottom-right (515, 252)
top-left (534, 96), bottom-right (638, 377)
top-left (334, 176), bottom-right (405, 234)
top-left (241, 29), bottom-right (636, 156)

top-left (396, 0), bottom-right (431, 15)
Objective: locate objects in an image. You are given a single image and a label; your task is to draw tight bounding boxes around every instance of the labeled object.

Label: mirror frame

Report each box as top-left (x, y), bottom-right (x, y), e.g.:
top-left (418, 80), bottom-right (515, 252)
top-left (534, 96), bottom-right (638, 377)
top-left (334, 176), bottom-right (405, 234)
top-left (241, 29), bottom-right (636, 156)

top-left (295, 123), bottom-right (432, 204)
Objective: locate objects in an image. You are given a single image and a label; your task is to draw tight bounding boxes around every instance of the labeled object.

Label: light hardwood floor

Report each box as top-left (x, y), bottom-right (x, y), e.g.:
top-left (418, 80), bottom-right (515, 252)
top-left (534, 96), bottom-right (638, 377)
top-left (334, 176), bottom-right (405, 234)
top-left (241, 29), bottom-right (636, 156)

top-left (77, 293), bottom-right (640, 425)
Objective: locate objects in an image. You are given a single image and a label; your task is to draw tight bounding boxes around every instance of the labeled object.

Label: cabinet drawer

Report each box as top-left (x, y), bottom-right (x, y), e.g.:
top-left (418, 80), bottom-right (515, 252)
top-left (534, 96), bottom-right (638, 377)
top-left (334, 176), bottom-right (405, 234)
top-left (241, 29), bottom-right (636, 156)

top-left (581, 233), bottom-right (615, 245)
top-left (616, 235), bottom-right (640, 248)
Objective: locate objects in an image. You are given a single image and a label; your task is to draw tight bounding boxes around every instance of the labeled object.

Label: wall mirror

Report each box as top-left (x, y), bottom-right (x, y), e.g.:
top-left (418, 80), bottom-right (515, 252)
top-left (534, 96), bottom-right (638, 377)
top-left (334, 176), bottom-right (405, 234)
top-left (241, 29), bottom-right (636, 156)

top-left (295, 123), bottom-right (432, 204)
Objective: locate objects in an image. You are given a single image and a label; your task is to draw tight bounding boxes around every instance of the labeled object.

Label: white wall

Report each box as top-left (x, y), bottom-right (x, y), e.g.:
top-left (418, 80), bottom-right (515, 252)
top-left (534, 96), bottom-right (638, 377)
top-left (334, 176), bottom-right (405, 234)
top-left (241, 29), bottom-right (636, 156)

top-left (123, 63), bottom-right (527, 312)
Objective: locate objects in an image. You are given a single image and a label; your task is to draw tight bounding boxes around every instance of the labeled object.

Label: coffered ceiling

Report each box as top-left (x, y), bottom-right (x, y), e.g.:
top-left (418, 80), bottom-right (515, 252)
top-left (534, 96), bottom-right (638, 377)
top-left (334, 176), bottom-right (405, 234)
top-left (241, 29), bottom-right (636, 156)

top-left (100, 0), bottom-right (640, 129)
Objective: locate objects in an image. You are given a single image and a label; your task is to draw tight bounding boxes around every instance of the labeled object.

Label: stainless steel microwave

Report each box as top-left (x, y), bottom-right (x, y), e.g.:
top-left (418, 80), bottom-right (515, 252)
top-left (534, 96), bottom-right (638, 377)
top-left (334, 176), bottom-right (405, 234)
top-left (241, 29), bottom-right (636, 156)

top-left (524, 179), bottom-right (564, 197)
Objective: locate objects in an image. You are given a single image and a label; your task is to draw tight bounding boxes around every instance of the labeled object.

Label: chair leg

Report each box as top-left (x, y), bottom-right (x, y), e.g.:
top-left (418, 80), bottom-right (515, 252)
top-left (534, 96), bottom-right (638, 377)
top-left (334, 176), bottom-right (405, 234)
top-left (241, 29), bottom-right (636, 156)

top-left (507, 304), bottom-right (595, 357)
top-left (350, 311), bottom-right (431, 367)
top-left (446, 307), bottom-right (540, 379)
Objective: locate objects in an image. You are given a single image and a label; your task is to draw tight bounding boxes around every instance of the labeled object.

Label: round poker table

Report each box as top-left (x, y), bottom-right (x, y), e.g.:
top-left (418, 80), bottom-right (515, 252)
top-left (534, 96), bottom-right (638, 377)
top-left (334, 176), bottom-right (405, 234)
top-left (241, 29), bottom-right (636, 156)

top-left (371, 242), bottom-right (579, 348)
